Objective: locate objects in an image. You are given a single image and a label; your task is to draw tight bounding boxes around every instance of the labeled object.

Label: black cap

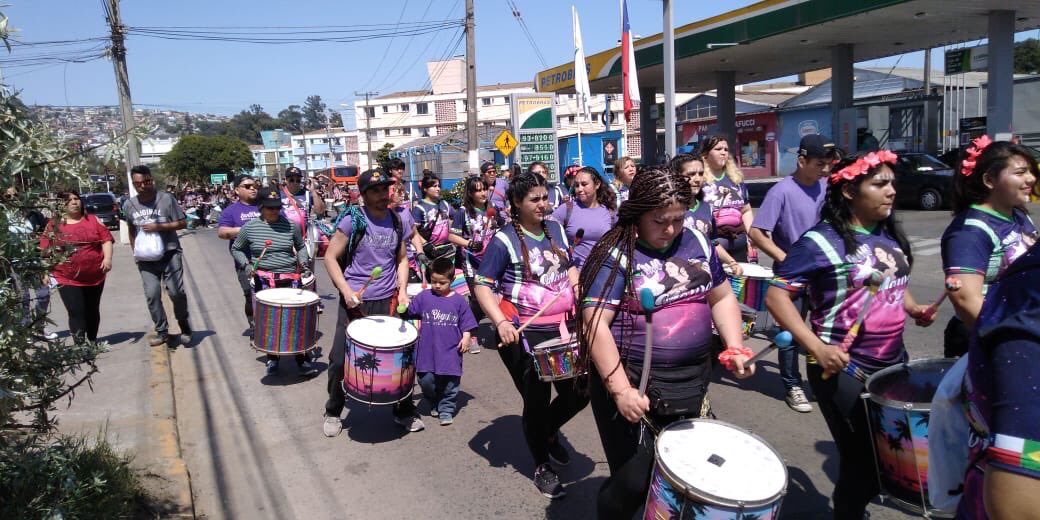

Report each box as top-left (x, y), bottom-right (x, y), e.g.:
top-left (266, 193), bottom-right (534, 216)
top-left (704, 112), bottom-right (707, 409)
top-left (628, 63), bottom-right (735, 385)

top-left (798, 134), bottom-right (836, 159)
top-left (233, 174), bottom-right (255, 188)
top-left (257, 187), bottom-right (283, 208)
top-left (357, 169), bottom-right (394, 193)
top-left (284, 166), bottom-right (303, 178)
top-left (479, 162), bottom-right (496, 174)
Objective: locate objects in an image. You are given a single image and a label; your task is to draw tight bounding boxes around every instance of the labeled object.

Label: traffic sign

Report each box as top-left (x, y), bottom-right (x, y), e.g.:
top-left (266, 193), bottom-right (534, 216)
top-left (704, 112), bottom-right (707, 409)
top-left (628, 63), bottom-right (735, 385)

top-left (494, 130), bottom-right (517, 157)
top-left (210, 173), bottom-right (228, 184)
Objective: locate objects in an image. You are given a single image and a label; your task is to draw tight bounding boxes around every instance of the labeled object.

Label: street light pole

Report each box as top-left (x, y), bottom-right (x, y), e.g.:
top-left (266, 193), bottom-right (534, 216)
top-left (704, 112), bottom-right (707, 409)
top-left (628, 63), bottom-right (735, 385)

top-left (465, 0), bottom-right (478, 174)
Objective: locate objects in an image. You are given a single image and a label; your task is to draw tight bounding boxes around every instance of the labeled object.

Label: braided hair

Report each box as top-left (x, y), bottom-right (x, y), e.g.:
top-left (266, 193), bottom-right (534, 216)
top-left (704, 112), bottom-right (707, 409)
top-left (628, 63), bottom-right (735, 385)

top-left (822, 155), bottom-right (914, 268)
top-left (506, 171), bottom-right (566, 280)
top-left (576, 166), bottom-right (693, 379)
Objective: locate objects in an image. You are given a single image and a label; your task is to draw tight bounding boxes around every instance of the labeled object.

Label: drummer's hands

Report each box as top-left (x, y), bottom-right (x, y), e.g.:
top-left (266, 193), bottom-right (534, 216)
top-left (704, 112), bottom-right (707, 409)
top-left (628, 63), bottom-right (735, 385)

top-left (342, 287), bottom-right (360, 308)
top-left (496, 320), bottom-right (520, 346)
top-left (814, 342), bottom-right (850, 377)
top-left (727, 355), bottom-right (756, 379)
top-left (396, 290), bottom-right (410, 311)
top-left (727, 261), bottom-right (743, 277)
top-left (906, 303), bottom-right (937, 327)
top-left (614, 387), bottom-right (651, 423)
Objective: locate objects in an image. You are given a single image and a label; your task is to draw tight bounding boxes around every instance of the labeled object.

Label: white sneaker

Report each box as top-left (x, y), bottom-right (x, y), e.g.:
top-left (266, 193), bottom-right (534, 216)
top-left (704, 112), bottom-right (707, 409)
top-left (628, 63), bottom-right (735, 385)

top-left (469, 336), bottom-right (481, 354)
top-left (394, 415), bottom-right (425, 432)
top-left (785, 387), bottom-right (813, 413)
top-left (323, 415), bottom-right (343, 437)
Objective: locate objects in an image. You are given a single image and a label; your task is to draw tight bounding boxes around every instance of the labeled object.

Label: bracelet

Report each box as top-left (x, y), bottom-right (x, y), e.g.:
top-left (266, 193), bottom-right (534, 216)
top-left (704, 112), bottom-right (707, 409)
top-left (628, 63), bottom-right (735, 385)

top-left (495, 319), bottom-right (510, 328)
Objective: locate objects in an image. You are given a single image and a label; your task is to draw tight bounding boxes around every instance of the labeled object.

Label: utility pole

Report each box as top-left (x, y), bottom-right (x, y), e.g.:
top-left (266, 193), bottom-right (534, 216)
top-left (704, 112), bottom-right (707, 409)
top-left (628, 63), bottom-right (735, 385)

top-left (465, 0), bottom-right (478, 174)
top-left (105, 0), bottom-right (139, 189)
top-left (355, 90), bottom-right (378, 170)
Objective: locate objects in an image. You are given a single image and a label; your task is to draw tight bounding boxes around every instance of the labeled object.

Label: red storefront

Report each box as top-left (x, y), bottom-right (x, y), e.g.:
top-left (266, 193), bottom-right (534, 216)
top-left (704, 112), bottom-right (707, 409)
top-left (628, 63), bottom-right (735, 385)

top-left (680, 112), bottom-right (778, 178)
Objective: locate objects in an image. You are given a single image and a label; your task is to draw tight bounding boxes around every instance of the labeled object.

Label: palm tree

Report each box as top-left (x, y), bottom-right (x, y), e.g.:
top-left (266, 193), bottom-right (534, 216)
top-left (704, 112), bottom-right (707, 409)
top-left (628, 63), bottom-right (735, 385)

top-left (894, 417), bottom-right (913, 447)
top-left (914, 413), bottom-right (930, 430)
top-left (399, 349), bottom-right (414, 371)
top-left (886, 433), bottom-right (904, 455)
top-left (354, 352), bottom-right (381, 389)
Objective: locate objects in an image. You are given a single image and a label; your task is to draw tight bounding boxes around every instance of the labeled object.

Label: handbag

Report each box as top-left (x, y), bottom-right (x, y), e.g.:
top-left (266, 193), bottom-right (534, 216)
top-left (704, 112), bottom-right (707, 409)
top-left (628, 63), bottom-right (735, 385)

top-left (133, 230), bottom-right (165, 261)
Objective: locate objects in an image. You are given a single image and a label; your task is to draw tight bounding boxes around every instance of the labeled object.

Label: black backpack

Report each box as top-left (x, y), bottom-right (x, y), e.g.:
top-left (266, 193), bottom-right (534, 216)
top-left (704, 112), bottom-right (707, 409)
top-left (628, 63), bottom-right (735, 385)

top-left (338, 205), bottom-right (404, 267)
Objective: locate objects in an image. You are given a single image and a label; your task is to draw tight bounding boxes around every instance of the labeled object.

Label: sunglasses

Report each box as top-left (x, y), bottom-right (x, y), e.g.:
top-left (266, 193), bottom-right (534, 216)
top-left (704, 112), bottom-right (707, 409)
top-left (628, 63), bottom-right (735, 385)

top-left (238, 183), bottom-right (258, 189)
top-left (286, 177), bottom-right (302, 181)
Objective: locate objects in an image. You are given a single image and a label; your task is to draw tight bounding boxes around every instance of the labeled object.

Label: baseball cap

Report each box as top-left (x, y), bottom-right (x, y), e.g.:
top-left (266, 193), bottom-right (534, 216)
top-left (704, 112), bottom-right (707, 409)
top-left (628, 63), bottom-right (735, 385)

top-left (798, 134), bottom-right (837, 159)
top-left (480, 162), bottom-right (496, 174)
top-left (257, 187), bottom-right (283, 208)
top-left (357, 169), bottom-right (394, 193)
top-left (499, 164), bottom-right (509, 172)
top-left (284, 166), bottom-right (303, 178)
top-left (233, 174), bottom-right (255, 188)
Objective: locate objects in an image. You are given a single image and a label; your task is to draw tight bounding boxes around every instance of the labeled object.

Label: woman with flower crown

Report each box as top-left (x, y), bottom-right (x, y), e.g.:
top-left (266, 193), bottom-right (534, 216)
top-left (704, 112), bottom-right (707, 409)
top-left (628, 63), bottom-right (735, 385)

top-left (939, 136), bottom-right (1039, 358)
top-left (766, 150), bottom-right (936, 518)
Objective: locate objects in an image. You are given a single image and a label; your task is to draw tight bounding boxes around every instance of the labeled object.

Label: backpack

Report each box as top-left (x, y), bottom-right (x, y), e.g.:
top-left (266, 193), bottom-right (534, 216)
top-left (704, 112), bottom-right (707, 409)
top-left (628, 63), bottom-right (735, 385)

top-left (337, 205), bottom-right (403, 268)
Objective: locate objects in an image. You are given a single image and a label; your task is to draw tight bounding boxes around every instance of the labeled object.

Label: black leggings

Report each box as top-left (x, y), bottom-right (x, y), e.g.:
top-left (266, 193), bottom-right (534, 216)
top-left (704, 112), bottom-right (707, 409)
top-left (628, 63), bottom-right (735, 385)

top-left (806, 363), bottom-right (879, 519)
top-left (57, 283), bottom-right (105, 341)
top-left (496, 328), bottom-right (589, 466)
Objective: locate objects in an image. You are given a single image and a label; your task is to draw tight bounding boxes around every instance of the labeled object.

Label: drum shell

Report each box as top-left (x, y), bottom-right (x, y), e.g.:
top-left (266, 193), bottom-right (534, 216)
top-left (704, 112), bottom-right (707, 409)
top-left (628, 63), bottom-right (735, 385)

top-left (343, 318), bottom-right (419, 406)
top-left (728, 263), bottom-right (773, 312)
top-left (530, 337), bottom-right (585, 382)
top-left (252, 289), bottom-right (319, 355)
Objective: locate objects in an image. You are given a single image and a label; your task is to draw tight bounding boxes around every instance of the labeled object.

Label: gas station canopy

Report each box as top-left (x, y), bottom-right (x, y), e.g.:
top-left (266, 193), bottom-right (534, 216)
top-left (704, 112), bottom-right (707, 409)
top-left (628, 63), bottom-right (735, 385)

top-left (535, 0), bottom-right (1040, 95)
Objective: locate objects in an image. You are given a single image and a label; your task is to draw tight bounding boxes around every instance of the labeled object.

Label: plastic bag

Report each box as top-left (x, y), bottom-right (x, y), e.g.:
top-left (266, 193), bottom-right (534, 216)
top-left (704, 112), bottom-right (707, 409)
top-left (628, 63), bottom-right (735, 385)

top-left (133, 230), bottom-right (165, 261)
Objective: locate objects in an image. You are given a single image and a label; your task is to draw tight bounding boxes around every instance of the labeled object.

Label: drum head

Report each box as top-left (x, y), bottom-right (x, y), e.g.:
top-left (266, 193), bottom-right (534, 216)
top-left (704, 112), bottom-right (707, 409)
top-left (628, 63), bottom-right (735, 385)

top-left (735, 263), bottom-right (774, 279)
top-left (255, 287), bottom-right (320, 305)
top-left (656, 419), bottom-right (787, 507)
top-left (347, 316), bottom-right (418, 348)
top-left (865, 357), bottom-right (956, 411)
top-left (406, 283), bottom-right (423, 297)
top-left (530, 336), bottom-right (575, 351)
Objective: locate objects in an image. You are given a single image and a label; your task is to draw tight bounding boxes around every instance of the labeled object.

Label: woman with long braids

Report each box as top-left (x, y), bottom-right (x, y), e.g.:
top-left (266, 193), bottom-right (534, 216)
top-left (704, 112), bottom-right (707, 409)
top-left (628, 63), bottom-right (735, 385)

top-left (413, 172), bottom-right (455, 263)
top-left (940, 137), bottom-right (1038, 358)
top-left (766, 151), bottom-right (935, 519)
top-left (549, 166), bottom-right (616, 269)
top-left (577, 166), bottom-right (755, 519)
top-left (699, 135), bottom-right (756, 262)
top-left (473, 172), bottom-right (589, 499)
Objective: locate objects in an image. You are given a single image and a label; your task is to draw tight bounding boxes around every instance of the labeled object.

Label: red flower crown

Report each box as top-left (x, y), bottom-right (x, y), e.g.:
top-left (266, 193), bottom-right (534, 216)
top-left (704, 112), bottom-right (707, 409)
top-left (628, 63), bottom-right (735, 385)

top-left (829, 149), bottom-right (898, 184)
top-left (960, 134), bottom-right (993, 176)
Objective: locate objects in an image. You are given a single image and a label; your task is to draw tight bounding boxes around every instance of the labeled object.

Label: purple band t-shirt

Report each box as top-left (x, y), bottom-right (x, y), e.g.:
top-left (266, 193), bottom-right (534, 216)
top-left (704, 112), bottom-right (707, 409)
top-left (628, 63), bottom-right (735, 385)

top-left (549, 200), bottom-right (615, 269)
top-left (683, 200), bottom-right (715, 240)
top-left (941, 205), bottom-right (1037, 288)
top-left (751, 176), bottom-right (826, 252)
top-left (412, 199), bottom-right (453, 245)
top-left (489, 178), bottom-right (509, 211)
top-left (451, 206), bottom-right (502, 277)
top-left (582, 229), bottom-right (725, 367)
top-left (336, 207), bottom-right (402, 301)
top-left (403, 289), bottom-right (478, 377)
top-left (218, 200), bottom-right (261, 252)
top-left (772, 222), bottom-right (910, 372)
top-left (702, 175), bottom-right (748, 229)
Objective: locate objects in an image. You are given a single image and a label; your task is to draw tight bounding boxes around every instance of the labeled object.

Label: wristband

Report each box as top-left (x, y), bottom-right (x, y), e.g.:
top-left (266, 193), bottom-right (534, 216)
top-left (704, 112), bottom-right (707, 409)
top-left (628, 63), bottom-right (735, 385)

top-left (495, 319), bottom-right (510, 329)
top-left (717, 345), bottom-right (754, 371)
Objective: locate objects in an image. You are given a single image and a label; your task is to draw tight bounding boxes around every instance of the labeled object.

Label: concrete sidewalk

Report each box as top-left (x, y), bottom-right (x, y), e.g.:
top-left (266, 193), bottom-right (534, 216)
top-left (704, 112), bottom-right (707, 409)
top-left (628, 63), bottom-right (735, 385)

top-left (51, 242), bottom-right (194, 517)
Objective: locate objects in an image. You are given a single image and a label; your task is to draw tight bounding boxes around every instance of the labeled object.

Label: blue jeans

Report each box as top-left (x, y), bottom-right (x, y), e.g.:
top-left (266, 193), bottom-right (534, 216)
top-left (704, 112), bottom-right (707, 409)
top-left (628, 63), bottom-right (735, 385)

top-left (778, 297), bottom-right (808, 391)
top-left (417, 372), bottom-right (461, 417)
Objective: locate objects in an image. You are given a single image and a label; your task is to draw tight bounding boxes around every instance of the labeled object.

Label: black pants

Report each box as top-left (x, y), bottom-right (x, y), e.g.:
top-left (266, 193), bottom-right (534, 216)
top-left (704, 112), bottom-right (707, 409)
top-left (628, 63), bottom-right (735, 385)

top-left (496, 328), bottom-right (590, 466)
top-left (806, 363), bottom-right (879, 519)
top-left (943, 317), bottom-right (969, 358)
top-left (57, 283), bottom-right (105, 342)
top-left (590, 362), bottom-right (709, 520)
top-left (235, 266), bottom-right (253, 324)
top-left (324, 295), bottom-right (416, 419)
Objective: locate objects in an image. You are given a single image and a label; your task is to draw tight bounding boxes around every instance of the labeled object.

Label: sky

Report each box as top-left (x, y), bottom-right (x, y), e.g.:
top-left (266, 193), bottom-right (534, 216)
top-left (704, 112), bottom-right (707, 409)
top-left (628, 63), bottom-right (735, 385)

top-left (3, 1), bottom-right (1037, 122)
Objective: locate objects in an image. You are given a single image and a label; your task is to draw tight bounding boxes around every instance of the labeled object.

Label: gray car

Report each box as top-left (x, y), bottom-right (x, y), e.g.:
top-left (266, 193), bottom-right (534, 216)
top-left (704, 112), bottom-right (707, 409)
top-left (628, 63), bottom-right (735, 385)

top-left (82, 192), bottom-right (120, 230)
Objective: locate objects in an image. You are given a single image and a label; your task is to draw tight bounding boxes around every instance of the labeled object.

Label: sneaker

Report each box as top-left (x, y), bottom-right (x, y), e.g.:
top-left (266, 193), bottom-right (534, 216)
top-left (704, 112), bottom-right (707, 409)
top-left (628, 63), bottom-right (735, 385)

top-left (394, 415), bottom-right (425, 432)
top-left (439, 414), bottom-right (454, 426)
top-left (149, 334), bottom-right (169, 347)
top-left (430, 407), bottom-right (440, 418)
top-left (699, 395), bottom-right (716, 419)
top-left (298, 360), bottom-right (319, 378)
top-left (547, 435), bottom-right (571, 466)
top-left (323, 415), bottom-right (343, 437)
top-left (785, 387), bottom-right (813, 413)
top-left (42, 329), bottom-right (59, 340)
top-left (469, 336), bottom-right (482, 354)
top-left (265, 359), bottom-right (278, 376)
top-left (178, 329), bottom-right (192, 346)
top-left (533, 463), bottom-right (566, 499)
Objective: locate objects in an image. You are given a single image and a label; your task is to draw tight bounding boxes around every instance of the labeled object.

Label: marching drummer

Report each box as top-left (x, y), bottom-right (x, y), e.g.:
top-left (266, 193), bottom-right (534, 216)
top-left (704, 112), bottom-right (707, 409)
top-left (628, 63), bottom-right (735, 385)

top-left (940, 137), bottom-right (1038, 358)
top-left (548, 166), bottom-right (617, 269)
top-left (699, 135), bottom-right (756, 262)
top-left (231, 187), bottom-right (317, 378)
top-left (473, 171), bottom-right (589, 499)
top-left (577, 165), bottom-right (754, 519)
top-left (412, 172), bottom-right (456, 264)
top-left (322, 169), bottom-right (421, 438)
top-left (217, 174), bottom-right (261, 331)
top-left (765, 150), bottom-right (935, 519)
top-left (672, 153), bottom-right (742, 271)
top-left (748, 134), bottom-right (838, 414)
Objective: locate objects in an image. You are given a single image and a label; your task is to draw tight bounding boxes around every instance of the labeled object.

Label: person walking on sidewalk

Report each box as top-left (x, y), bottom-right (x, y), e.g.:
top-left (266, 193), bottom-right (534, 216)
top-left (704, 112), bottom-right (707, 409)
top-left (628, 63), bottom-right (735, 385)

top-left (121, 165), bottom-right (192, 347)
top-left (748, 134), bottom-right (839, 413)
top-left (40, 192), bottom-right (113, 342)
top-left (217, 174), bottom-right (261, 331)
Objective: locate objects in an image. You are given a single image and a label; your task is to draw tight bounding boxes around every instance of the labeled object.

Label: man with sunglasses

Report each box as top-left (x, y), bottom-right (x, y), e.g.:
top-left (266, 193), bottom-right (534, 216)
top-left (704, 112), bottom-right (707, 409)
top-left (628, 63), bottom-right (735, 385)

top-left (281, 166), bottom-right (326, 231)
top-left (218, 174), bottom-right (262, 330)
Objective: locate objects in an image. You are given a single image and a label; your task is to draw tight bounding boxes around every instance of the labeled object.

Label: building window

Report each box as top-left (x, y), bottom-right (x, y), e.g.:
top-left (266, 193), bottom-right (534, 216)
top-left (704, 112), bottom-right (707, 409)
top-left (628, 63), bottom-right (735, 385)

top-left (416, 102), bottom-right (429, 115)
top-left (501, 97), bottom-right (508, 104)
top-left (420, 127), bottom-right (431, 137)
top-left (367, 130), bottom-right (378, 140)
top-left (384, 128), bottom-right (391, 137)
top-left (382, 105), bottom-right (389, 113)
top-left (462, 100), bottom-right (467, 110)
top-left (400, 104), bottom-right (409, 112)
top-left (365, 107), bottom-right (375, 118)
top-left (481, 97), bottom-right (491, 106)
top-left (402, 127), bottom-right (412, 136)
top-left (568, 115), bottom-right (576, 124)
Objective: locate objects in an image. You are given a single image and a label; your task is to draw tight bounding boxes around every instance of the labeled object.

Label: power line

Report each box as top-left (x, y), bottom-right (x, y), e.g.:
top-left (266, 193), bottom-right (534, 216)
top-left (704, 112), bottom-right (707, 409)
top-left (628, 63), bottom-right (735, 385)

top-left (122, 22), bottom-right (462, 45)
top-left (505, 0), bottom-right (547, 68)
top-left (369, 0), bottom-right (435, 93)
top-left (359, 0), bottom-right (412, 93)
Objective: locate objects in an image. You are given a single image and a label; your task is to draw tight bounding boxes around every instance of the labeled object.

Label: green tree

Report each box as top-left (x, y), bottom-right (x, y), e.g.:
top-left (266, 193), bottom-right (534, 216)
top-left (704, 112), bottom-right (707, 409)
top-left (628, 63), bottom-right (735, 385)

top-left (277, 104), bottom-right (305, 133)
top-left (375, 143), bottom-right (395, 172)
top-left (329, 110), bottom-right (344, 128)
top-left (1015, 38), bottom-right (1040, 74)
top-left (302, 95), bottom-right (328, 131)
top-left (160, 134), bottom-right (255, 185)
top-left (197, 104), bottom-right (278, 145)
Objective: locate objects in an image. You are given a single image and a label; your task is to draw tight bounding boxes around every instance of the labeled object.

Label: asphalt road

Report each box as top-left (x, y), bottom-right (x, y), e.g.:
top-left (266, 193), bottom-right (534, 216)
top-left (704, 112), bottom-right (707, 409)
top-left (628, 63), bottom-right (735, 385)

top-left (167, 207), bottom-right (992, 520)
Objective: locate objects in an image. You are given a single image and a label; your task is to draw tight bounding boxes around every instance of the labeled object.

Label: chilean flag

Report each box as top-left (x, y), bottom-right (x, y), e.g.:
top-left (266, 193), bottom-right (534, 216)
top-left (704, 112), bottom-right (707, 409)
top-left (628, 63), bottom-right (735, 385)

top-left (621, 0), bottom-right (640, 122)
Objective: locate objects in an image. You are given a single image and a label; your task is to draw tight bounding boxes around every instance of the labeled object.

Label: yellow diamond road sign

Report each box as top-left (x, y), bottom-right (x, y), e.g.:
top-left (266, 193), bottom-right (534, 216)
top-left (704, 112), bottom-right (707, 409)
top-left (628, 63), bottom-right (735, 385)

top-left (495, 130), bottom-right (517, 156)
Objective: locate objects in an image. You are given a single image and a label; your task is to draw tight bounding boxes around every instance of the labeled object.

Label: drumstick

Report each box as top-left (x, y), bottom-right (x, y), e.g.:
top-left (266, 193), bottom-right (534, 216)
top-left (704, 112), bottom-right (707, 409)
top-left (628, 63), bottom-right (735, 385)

top-left (495, 289), bottom-right (568, 348)
top-left (823, 272), bottom-right (883, 381)
top-left (350, 266), bottom-right (383, 306)
top-left (921, 276), bottom-right (962, 321)
top-left (744, 330), bottom-right (793, 366)
top-left (637, 288), bottom-right (655, 396)
top-left (251, 240), bottom-right (273, 271)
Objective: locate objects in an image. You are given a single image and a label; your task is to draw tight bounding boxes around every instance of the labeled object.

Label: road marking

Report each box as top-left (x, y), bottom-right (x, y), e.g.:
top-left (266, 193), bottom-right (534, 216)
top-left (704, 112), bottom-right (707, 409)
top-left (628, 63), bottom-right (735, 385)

top-left (909, 236), bottom-right (942, 257)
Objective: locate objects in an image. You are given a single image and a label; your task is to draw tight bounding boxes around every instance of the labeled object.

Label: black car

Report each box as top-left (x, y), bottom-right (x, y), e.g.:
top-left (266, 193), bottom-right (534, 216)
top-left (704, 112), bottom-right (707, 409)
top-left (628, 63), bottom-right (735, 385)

top-left (82, 192), bottom-right (120, 230)
top-left (891, 153), bottom-right (954, 211)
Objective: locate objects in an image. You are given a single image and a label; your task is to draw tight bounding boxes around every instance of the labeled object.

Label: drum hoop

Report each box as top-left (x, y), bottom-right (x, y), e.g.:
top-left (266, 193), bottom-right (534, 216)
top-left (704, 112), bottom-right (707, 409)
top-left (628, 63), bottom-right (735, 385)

top-left (864, 358), bottom-right (957, 411)
top-left (530, 337), bottom-right (577, 352)
top-left (254, 288), bottom-right (321, 307)
top-left (347, 338), bottom-right (417, 351)
top-left (654, 418), bottom-right (788, 508)
top-left (346, 316), bottom-right (418, 347)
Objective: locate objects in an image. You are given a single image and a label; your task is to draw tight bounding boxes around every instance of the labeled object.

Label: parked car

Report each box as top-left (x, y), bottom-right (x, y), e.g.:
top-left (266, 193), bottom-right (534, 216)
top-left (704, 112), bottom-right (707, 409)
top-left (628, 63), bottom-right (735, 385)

top-left (891, 153), bottom-right (954, 210)
top-left (82, 192), bottom-right (120, 230)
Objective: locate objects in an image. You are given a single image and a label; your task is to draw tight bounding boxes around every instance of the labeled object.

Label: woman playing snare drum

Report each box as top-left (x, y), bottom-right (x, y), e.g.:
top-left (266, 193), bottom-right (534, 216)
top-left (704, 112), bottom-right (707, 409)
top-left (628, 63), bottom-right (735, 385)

top-left (577, 166), bottom-right (754, 519)
top-left (473, 171), bottom-right (589, 500)
top-left (765, 151), bottom-right (935, 518)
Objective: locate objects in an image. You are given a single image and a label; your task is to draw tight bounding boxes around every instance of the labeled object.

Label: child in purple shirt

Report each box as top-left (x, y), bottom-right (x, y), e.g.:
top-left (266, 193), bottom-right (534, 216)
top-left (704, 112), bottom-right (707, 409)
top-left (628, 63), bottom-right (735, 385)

top-left (400, 258), bottom-right (477, 426)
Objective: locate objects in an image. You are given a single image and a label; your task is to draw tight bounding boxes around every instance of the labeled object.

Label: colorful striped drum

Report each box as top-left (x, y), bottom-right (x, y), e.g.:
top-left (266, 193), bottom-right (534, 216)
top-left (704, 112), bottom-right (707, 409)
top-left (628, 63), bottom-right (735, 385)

top-left (451, 268), bottom-right (470, 297)
top-left (252, 288), bottom-right (320, 355)
top-left (530, 336), bottom-right (585, 382)
top-left (727, 263), bottom-right (774, 312)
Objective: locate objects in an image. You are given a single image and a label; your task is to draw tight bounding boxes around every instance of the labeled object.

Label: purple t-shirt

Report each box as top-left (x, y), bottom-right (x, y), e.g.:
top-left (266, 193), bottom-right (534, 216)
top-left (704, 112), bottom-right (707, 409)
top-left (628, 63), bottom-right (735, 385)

top-left (772, 222), bottom-right (910, 373)
top-left (402, 289), bottom-right (477, 377)
top-left (683, 200), bottom-right (715, 239)
top-left (549, 200), bottom-right (616, 269)
top-left (941, 205), bottom-right (1037, 289)
top-left (218, 200), bottom-right (261, 252)
top-left (702, 175), bottom-right (749, 229)
top-left (476, 220), bottom-right (573, 325)
top-left (451, 206), bottom-right (502, 277)
top-left (394, 205), bottom-right (417, 261)
top-left (583, 229), bottom-right (724, 367)
top-left (547, 183), bottom-right (568, 211)
top-left (412, 199), bottom-right (453, 245)
top-left (488, 177), bottom-right (509, 210)
top-left (751, 176), bottom-right (826, 252)
top-left (336, 208), bottom-right (403, 301)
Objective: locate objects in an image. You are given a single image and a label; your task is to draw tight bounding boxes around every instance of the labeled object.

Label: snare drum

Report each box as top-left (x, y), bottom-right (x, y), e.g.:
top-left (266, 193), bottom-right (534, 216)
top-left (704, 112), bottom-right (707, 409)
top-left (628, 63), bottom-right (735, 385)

top-left (344, 316), bottom-right (419, 405)
top-left (645, 419), bottom-right (787, 520)
top-left (252, 288), bottom-right (320, 355)
top-left (727, 263), bottom-right (774, 312)
top-left (451, 268), bottom-right (470, 297)
top-left (530, 336), bottom-right (585, 382)
top-left (863, 358), bottom-right (956, 517)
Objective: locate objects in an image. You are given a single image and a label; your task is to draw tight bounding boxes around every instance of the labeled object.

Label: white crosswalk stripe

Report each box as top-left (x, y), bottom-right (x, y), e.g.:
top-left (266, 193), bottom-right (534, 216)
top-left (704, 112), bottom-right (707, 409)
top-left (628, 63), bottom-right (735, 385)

top-left (909, 236), bottom-right (942, 257)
